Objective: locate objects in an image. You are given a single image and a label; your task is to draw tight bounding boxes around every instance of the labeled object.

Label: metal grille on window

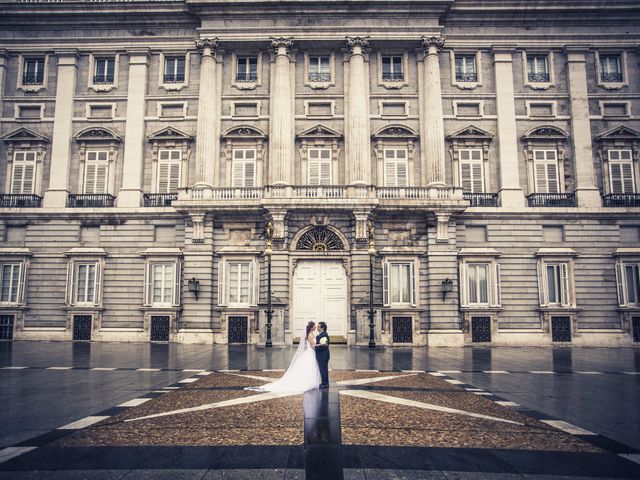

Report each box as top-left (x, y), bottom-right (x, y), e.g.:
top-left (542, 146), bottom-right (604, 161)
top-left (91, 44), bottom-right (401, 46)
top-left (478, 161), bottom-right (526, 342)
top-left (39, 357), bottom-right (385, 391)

top-left (0, 315), bottom-right (14, 340)
top-left (296, 227), bottom-right (344, 251)
top-left (150, 316), bottom-right (170, 342)
top-left (228, 316), bottom-right (248, 343)
top-left (632, 317), bottom-right (640, 343)
top-left (471, 316), bottom-right (492, 343)
top-left (392, 317), bottom-right (412, 343)
top-left (551, 316), bottom-right (572, 342)
top-left (72, 315), bottom-right (92, 341)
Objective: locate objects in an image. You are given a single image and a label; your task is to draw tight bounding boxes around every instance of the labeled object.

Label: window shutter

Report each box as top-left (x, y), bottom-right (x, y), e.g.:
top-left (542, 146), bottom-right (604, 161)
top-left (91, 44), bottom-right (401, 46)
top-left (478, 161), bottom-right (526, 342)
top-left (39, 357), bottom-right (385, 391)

top-left (559, 263), bottom-right (570, 307)
top-left (95, 163), bottom-right (108, 194)
top-left (410, 261), bottom-right (416, 306)
top-left (244, 161), bottom-right (256, 187)
top-left (460, 162), bottom-right (472, 192)
top-left (459, 262), bottom-right (467, 306)
top-left (384, 159), bottom-right (397, 187)
top-left (249, 260), bottom-right (257, 306)
top-left (217, 260), bottom-right (226, 306)
top-left (11, 163), bottom-right (25, 194)
top-left (232, 159), bottom-right (244, 187)
top-left (17, 262), bottom-right (26, 304)
top-left (534, 161), bottom-right (547, 193)
top-left (492, 263), bottom-right (501, 307)
top-left (173, 261), bottom-right (182, 307)
top-left (471, 163), bottom-right (484, 193)
top-left (382, 261), bottom-right (389, 306)
top-left (22, 162), bottom-right (36, 194)
top-left (621, 162), bottom-right (635, 193)
top-left (396, 161), bottom-right (408, 187)
top-left (537, 261), bottom-right (547, 306)
top-left (308, 160), bottom-right (320, 185)
top-left (65, 261), bottom-right (75, 306)
top-left (320, 160), bottom-right (331, 185)
top-left (93, 261), bottom-right (102, 306)
top-left (610, 162), bottom-right (623, 193)
top-left (546, 162), bottom-right (559, 193)
top-left (157, 162), bottom-right (170, 193)
top-left (144, 262), bottom-right (152, 306)
top-left (615, 262), bottom-right (626, 306)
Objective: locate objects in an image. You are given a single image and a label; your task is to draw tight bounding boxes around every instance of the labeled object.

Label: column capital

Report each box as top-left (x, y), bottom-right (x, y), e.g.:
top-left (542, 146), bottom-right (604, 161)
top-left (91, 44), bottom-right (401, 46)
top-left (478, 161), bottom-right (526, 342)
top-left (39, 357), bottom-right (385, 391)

top-left (271, 36), bottom-right (294, 56)
top-left (421, 35), bottom-right (445, 55)
top-left (195, 37), bottom-right (219, 56)
top-left (346, 36), bottom-right (370, 54)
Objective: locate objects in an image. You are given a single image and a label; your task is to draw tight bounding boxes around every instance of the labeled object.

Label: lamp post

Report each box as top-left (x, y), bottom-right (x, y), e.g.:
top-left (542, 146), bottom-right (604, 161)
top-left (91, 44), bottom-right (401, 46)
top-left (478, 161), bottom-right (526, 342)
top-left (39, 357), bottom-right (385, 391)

top-left (265, 222), bottom-right (273, 348)
top-left (367, 221), bottom-right (376, 349)
top-left (441, 277), bottom-right (453, 301)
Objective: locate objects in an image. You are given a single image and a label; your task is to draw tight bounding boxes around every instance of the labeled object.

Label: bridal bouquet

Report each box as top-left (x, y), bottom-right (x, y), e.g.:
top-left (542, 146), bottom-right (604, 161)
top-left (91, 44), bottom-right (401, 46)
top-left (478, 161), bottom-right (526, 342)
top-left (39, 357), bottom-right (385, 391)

top-left (319, 337), bottom-right (328, 345)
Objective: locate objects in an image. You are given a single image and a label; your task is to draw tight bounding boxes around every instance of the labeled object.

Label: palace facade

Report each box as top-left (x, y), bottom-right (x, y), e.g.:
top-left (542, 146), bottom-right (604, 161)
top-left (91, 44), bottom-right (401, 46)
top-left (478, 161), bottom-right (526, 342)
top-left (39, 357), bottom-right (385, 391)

top-left (0, 0), bottom-right (639, 346)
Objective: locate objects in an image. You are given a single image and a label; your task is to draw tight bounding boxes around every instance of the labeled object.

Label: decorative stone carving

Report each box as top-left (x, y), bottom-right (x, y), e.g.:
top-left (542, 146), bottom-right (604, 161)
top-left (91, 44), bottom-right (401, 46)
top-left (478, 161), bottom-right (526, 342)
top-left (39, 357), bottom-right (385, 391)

top-left (74, 127), bottom-right (121, 142)
top-left (421, 35), bottom-right (446, 54)
top-left (190, 213), bottom-right (205, 243)
top-left (195, 37), bottom-right (219, 54)
top-left (296, 226), bottom-right (345, 251)
top-left (271, 37), bottom-right (294, 55)
top-left (435, 213), bottom-right (450, 243)
top-left (346, 36), bottom-right (370, 53)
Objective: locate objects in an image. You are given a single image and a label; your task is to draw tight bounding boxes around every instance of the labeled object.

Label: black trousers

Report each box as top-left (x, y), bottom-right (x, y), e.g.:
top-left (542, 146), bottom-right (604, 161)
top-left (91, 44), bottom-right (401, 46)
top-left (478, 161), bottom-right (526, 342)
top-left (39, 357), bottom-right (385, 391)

top-left (315, 349), bottom-right (330, 386)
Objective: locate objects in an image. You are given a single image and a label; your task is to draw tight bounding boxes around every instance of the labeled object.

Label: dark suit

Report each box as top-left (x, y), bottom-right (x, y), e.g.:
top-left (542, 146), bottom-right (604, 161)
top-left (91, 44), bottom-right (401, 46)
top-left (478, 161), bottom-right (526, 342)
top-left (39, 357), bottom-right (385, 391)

top-left (315, 331), bottom-right (330, 387)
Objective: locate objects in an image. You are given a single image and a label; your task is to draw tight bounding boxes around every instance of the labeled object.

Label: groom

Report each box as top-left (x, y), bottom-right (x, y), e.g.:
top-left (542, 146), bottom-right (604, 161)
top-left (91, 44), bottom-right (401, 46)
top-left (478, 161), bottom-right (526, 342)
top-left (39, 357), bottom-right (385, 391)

top-left (315, 322), bottom-right (330, 389)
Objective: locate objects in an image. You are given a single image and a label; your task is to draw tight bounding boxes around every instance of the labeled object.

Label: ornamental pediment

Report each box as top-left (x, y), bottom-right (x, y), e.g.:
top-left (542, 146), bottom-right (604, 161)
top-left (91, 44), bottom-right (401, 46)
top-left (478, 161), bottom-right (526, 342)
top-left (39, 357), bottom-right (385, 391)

top-left (74, 127), bottom-right (121, 142)
top-left (221, 125), bottom-right (267, 139)
top-left (447, 125), bottom-right (494, 141)
top-left (297, 124), bottom-right (342, 139)
top-left (1, 127), bottom-right (49, 144)
top-left (147, 126), bottom-right (193, 142)
top-left (594, 124), bottom-right (640, 142)
top-left (372, 124), bottom-right (418, 139)
top-left (521, 125), bottom-right (568, 141)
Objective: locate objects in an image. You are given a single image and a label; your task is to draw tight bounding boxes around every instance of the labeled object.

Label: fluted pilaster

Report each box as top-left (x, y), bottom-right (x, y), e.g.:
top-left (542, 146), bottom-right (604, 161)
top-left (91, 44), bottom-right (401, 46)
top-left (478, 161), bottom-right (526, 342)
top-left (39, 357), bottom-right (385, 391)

top-left (269, 37), bottom-right (295, 185)
top-left (194, 37), bottom-right (220, 185)
top-left (421, 36), bottom-right (446, 186)
top-left (345, 36), bottom-right (371, 185)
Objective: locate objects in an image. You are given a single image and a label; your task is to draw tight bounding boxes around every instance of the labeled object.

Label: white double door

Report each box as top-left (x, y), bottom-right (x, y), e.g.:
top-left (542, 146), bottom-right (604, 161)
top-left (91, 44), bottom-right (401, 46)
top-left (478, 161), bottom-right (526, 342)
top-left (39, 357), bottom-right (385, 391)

top-left (292, 260), bottom-right (348, 338)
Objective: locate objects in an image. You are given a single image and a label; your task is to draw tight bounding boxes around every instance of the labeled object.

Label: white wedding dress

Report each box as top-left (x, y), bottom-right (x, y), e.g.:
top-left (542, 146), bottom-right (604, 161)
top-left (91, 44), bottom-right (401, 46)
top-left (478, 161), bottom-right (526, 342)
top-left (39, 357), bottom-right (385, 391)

top-left (246, 332), bottom-right (321, 393)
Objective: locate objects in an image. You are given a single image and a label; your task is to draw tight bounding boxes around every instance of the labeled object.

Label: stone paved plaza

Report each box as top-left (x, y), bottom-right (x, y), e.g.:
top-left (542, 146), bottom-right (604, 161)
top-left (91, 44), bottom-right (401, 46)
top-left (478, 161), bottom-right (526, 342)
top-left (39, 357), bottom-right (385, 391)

top-left (1, 342), bottom-right (640, 479)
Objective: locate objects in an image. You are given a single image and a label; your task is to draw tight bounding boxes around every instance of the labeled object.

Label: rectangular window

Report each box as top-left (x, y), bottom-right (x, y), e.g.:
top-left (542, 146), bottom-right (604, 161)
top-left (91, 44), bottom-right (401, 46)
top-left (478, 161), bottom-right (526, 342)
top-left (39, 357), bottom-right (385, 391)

top-left (157, 150), bottom-right (182, 193)
top-left (17, 105), bottom-right (42, 119)
top-left (381, 56), bottom-right (403, 82)
top-left (236, 57), bottom-right (258, 82)
top-left (0, 263), bottom-right (21, 304)
top-left (527, 55), bottom-right (549, 82)
top-left (459, 149), bottom-right (484, 193)
top-left (23, 58), bottom-right (44, 85)
top-left (384, 262), bottom-right (415, 306)
top-left (94, 57), bottom-right (115, 84)
top-left (228, 261), bottom-right (251, 306)
top-left (600, 55), bottom-right (622, 82)
top-left (75, 263), bottom-right (96, 304)
top-left (232, 149), bottom-right (256, 187)
top-left (467, 263), bottom-right (489, 305)
top-left (11, 151), bottom-right (37, 195)
top-left (625, 264), bottom-right (640, 305)
top-left (608, 149), bottom-right (635, 194)
top-left (455, 55), bottom-right (477, 82)
top-left (533, 150), bottom-right (560, 193)
top-left (152, 263), bottom-right (175, 305)
top-left (84, 151), bottom-right (109, 194)
top-left (383, 149), bottom-right (408, 187)
top-left (164, 57), bottom-right (185, 83)
top-left (308, 148), bottom-right (332, 185)
top-left (538, 262), bottom-right (570, 307)
top-left (460, 261), bottom-right (501, 308)
top-left (309, 56), bottom-right (331, 82)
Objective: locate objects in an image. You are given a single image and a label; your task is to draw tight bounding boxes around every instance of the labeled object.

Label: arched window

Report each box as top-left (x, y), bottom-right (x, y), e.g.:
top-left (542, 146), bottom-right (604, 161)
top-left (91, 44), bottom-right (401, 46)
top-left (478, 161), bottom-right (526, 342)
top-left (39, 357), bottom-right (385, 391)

top-left (296, 227), bottom-right (345, 251)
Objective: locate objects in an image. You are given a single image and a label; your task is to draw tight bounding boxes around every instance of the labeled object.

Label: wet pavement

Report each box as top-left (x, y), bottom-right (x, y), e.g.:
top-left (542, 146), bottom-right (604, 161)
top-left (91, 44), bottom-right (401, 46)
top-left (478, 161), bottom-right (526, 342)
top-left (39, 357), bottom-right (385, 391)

top-left (0, 342), bottom-right (639, 479)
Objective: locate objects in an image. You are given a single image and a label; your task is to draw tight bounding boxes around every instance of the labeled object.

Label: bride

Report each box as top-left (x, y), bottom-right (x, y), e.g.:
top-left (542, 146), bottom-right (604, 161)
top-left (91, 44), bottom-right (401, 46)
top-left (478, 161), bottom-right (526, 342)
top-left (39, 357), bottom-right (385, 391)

top-left (246, 321), bottom-right (321, 393)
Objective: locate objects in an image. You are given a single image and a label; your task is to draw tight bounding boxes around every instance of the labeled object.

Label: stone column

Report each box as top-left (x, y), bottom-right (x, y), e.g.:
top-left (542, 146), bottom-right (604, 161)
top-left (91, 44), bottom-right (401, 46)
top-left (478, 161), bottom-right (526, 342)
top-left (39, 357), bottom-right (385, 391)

top-left (194, 38), bottom-right (220, 186)
top-left (269, 37), bottom-right (294, 185)
top-left (117, 49), bottom-right (149, 207)
top-left (43, 50), bottom-right (78, 208)
top-left (0, 50), bottom-right (7, 127)
top-left (421, 36), bottom-right (446, 186)
top-left (492, 47), bottom-right (525, 208)
top-left (565, 47), bottom-right (601, 207)
top-left (345, 36), bottom-right (371, 185)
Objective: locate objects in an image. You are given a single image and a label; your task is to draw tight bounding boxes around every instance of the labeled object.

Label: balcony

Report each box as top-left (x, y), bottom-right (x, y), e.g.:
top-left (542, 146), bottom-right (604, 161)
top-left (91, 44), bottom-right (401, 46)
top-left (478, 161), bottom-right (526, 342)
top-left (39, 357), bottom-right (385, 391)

top-left (163, 73), bottom-right (185, 83)
top-left (528, 72), bottom-right (550, 83)
top-left (236, 72), bottom-right (258, 82)
top-left (601, 72), bottom-right (623, 83)
top-left (381, 72), bottom-right (404, 82)
top-left (455, 72), bottom-right (477, 83)
top-left (143, 193), bottom-right (178, 207)
top-left (22, 72), bottom-right (44, 85)
top-left (93, 74), bottom-right (114, 84)
top-left (0, 194), bottom-right (42, 208)
top-left (67, 194), bottom-right (115, 208)
top-left (308, 72), bottom-right (331, 82)
top-left (463, 192), bottom-right (499, 207)
top-left (602, 193), bottom-right (640, 207)
top-left (527, 193), bottom-right (576, 207)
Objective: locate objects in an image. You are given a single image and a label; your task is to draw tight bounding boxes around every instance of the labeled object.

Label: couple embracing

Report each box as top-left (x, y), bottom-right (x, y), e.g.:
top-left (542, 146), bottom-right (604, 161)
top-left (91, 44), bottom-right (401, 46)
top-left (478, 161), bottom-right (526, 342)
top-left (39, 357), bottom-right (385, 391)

top-left (247, 321), bottom-right (330, 393)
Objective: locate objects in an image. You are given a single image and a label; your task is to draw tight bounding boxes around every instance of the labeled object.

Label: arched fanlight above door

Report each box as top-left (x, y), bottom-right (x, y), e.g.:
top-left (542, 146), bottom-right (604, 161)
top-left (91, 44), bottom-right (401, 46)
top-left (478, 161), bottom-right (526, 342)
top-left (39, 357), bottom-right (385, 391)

top-left (296, 226), bottom-right (345, 251)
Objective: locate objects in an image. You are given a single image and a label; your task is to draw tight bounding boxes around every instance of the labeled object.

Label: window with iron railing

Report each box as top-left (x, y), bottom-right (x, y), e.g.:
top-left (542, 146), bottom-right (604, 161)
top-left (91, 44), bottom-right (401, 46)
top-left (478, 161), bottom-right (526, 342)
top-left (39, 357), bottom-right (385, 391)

top-left (236, 57), bottom-right (258, 82)
top-left (527, 55), bottom-right (550, 83)
top-left (382, 56), bottom-right (404, 82)
top-left (455, 55), bottom-right (477, 82)
top-left (22, 58), bottom-right (44, 85)
top-left (600, 55), bottom-right (623, 82)
top-left (93, 57), bottom-right (115, 84)
top-left (164, 57), bottom-right (185, 83)
top-left (308, 56), bottom-right (331, 82)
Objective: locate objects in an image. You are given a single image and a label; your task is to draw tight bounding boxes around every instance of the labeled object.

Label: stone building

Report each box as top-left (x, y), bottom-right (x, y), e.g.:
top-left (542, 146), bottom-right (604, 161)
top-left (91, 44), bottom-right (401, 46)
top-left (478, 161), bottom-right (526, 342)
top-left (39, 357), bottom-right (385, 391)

top-left (0, 0), bottom-right (639, 347)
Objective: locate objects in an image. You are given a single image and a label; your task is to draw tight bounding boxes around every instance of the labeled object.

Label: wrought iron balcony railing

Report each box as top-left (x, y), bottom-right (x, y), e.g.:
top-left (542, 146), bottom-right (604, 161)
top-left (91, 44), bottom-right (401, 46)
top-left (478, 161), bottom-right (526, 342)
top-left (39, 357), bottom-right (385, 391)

top-left (463, 192), bottom-right (499, 207)
top-left (602, 193), bottom-right (640, 207)
top-left (236, 72), bottom-right (258, 82)
top-left (163, 73), bottom-right (185, 83)
top-left (528, 72), bottom-right (550, 83)
top-left (381, 72), bottom-right (404, 82)
top-left (601, 72), bottom-right (623, 83)
top-left (308, 72), bottom-right (331, 82)
top-left (455, 72), bottom-right (477, 82)
top-left (527, 192), bottom-right (576, 207)
top-left (0, 194), bottom-right (42, 208)
top-left (143, 193), bottom-right (178, 207)
top-left (67, 194), bottom-right (115, 208)
top-left (22, 72), bottom-right (44, 85)
top-left (93, 74), bottom-right (114, 84)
